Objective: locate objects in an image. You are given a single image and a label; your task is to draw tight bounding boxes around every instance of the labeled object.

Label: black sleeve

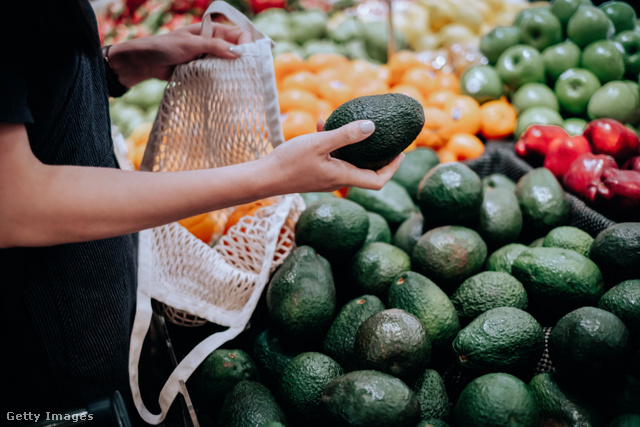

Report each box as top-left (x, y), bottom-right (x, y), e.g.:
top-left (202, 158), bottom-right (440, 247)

top-left (0, 60), bottom-right (34, 124)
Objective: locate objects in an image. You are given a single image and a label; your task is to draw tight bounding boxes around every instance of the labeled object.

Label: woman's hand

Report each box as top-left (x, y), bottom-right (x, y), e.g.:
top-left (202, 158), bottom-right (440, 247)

top-left (261, 120), bottom-right (405, 195)
top-left (107, 22), bottom-right (252, 88)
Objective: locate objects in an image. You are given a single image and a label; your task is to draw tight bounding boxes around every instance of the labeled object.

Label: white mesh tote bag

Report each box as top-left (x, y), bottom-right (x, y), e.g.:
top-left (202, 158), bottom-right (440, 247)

top-left (129, 2), bottom-right (304, 424)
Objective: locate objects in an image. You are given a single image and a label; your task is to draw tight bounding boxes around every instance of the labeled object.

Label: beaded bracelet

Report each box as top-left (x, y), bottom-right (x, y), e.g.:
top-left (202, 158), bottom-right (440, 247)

top-left (102, 45), bottom-right (128, 98)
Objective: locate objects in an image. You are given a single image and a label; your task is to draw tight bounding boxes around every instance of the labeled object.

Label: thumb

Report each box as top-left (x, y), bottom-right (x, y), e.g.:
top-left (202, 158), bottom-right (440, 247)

top-left (317, 120), bottom-right (376, 153)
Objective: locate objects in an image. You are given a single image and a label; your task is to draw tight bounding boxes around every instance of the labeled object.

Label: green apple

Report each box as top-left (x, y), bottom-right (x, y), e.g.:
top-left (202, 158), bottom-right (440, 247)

top-left (512, 82), bottom-right (559, 113)
top-left (514, 106), bottom-right (565, 139)
top-left (563, 117), bottom-right (588, 135)
top-left (495, 45), bottom-right (546, 90)
top-left (513, 6), bottom-right (553, 27)
top-left (613, 30), bottom-right (640, 78)
top-left (580, 40), bottom-right (625, 84)
top-left (567, 5), bottom-right (615, 48)
top-left (459, 65), bottom-right (504, 103)
top-left (587, 80), bottom-right (640, 123)
top-left (518, 10), bottom-right (564, 51)
top-left (554, 68), bottom-right (601, 115)
top-left (479, 26), bottom-right (522, 64)
top-left (541, 41), bottom-right (582, 83)
top-left (599, 1), bottom-right (637, 34)
top-left (550, 0), bottom-right (593, 27)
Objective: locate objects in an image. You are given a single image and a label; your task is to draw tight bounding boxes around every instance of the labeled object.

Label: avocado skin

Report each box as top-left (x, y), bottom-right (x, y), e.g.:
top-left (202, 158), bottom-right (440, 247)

top-left (266, 246), bottom-right (336, 341)
top-left (217, 380), bottom-right (288, 427)
top-left (324, 93), bottom-right (425, 170)
top-left (411, 368), bottom-right (451, 422)
top-left (589, 222), bottom-right (640, 286)
top-left (320, 370), bottom-right (421, 427)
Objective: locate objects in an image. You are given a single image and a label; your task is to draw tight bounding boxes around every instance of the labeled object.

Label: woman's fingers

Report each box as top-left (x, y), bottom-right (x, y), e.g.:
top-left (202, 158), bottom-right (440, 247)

top-left (311, 120), bottom-right (375, 153)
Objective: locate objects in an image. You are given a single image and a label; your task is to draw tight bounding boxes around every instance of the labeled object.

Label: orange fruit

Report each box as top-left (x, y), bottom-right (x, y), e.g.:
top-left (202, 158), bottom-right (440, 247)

top-left (281, 110), bottom-right (317, 141)
top-left (425, 89), bottom-right (459, 109)
top-left (306, 53), bottom-right (349, 73)
top-left (437, 148), bottom-right (458, 163)
top-left (479, 98), bottom-right (517, 140)
top-left (416, 107), bottom-right (453, 150)
top-left (389, 84), bottom-right (425, 106)
top-left (440, 95), bottom-right (481, 140)
top-left (281, 70), bottom-right (321, 95)
top-left (279, 88), bottom-right (319, 115)
top-left (129, 144), bottom-right (146, 171)
top-left (178, 212), bottom-right (217, 244)
top-left (318, 79), bottom-right (353, 109)
top-left (224, 199), bottom-right (275, 234)
top-left (444, 133), bottom-right (485, 161)
top-left (128, 122), bottom-right (153, 148)
top-left (434, 71), bottom-right (460, 94)
top-left (274, 52), bottom-right (306, 82)
top-left (351, 79), bottom-right (389, 98)
top-left (317, 99), bottom-right (334, 122)
top-left (347, 59), bottom-right (391, 84)
top-left (387, 50), bottom-right (425, 86)
top-left (400, 66), bottom-right (439, 99)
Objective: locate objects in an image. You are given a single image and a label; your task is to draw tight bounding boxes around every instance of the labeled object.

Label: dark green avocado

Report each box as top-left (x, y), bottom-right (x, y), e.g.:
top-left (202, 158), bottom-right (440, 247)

top-left (324, 93), bottom-right (425, 170)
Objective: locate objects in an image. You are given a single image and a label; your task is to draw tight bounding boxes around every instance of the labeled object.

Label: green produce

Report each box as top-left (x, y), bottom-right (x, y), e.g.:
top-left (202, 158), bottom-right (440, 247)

top-left (288, 9), bottom-right (328, 45)
top-left (392, 213), bottom-right (424, 255)
top-left (563, 117), bottom-right (588, 135)
top-left (496, 44), bottom-right (546, 90)
top-left (512, 82), bottom-right (560, 113)
top-left (514, 5), bottom-right (554, 27)
top-left (278, 352), bottom-right (344, 421)
top-left (588, 80), bottom-right (640, 123)
top-left (295, 198), bottom-right (369, 261)
top-left (599, 0), bottom-right (637, 33)
top-left (411, 369), bottom-right (451, 422)
top-left (218, 380), bottom-right (288, 427)
top-left (482, 173), bottom-right (517, 192)
top-left (347, 180), bottom-right (418, 230)
top-left (120, 79), bottom-right (167, 111)
top-left (580, 40), bottom-right (626, 84)
top-left (529, 372), bottom-right (600, 426)
top-left (542, 225), bottom-right (595, 257)
top-left (322, 294), bottom-right (385, 371)
top-left (477, 187), bottom-right (523, 249)
top-left (459, 65), bottom-right (504, 103)
top-left (608, 414), bottom-right (640, 427)
top-left (599, 279), bottom-right (640, 337)
top-left (567, 5), bottom-right (615, 48)
top-left (554, 68), bottom-right (601, 116)
top-left (266, 246), bottom-right (336, 340)
top-left (450, 271), bottom-right (528, 324)
top-left (542, 41), bottom-right (582, 83)
top-left (485, 243), bottom-right (529, 274)
top-left (324, 93), bottom-right (424, 170)
top-left (362, 20), bottom-right (408, 63)
top-left (348, 242), bottom-right (411, 297)
top-left (529, 237), bottom-right (545, 247)
top-left (363, 212), bottom-right (392, 246)
top-left (549, 306), bottom-right (632, 376)
top-left (511, 247), bottom-right (605, 316)
top-left (328, 16), bottom-right (363, 44)
top-left (614, 30), bottom-right (640, 78)
top-left (251, 328), bottom-right (301, 387)
top-left (302, 39), bottom-right (345, 58)
top-left (589, 222), bottom-right (640, 285)
top-left (411, 225), bottom-right (487, 293)
top-left (550, 0), bottom-right (594, 27)
top-left (452, 307), bottom-right (544, 373)
top-left (518, 9), bottom-right (564, 51)
top-left (299, 191), bottom-right (336, 206)
top-left (320, 370), bottom-right (421, 427)
top-left (388, 271), bottom-right (460, 349)
top-left (514, 106), bottom-right (565, 139)
top-left (390, 147), bottom-right (440, 202)
top-left (253, 9), bottom-right (291, 42)
top-left (353, 309), bottom-right (431, 378)
top-left (479, 26), bottom-right (522, 65)
top-left (415, 420), bottom-right (450, 427)
top-left (515, 167), bottom-right (570, 237)
top-left (416, 162), bottom-right (483, 228)
top-left (453, 373), bottom-right (539, 427)
top-left (191, 349), bottom-right (259, 409)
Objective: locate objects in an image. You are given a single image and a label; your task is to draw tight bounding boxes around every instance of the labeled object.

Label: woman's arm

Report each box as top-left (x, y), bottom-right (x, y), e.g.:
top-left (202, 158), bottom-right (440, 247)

top-left (0, 121), bottom-right (402, 248)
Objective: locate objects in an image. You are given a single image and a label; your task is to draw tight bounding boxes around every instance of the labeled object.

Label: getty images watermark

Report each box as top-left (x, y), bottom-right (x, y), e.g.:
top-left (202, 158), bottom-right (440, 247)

top-left (7, 411), bottom-right (94, 423)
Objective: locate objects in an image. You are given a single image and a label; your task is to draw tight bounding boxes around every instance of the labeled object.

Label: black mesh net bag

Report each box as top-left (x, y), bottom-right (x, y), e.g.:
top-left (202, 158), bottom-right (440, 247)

top-left (464, 141), bottom-right (617, 237)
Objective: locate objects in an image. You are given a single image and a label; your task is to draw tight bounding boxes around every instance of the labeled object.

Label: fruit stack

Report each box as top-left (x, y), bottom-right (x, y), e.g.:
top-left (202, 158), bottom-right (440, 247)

top-left (460, 0), bottom-right (640, 140)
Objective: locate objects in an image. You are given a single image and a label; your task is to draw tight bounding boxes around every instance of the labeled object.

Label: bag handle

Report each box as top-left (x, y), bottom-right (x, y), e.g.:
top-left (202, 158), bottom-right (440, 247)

top-left (201, 1), bottom-right (272, 45)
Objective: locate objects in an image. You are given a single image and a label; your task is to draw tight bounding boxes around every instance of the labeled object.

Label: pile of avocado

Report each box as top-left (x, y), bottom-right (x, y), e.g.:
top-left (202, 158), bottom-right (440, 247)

top-left (182, 95), bottom-right (639, 427)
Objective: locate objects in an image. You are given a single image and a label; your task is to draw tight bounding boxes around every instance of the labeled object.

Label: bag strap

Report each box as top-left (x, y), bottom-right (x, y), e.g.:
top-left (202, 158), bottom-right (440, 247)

top-left (201, 1), bottom-right (271, 44)
top-left (129, 229), bottom-right (245, 425)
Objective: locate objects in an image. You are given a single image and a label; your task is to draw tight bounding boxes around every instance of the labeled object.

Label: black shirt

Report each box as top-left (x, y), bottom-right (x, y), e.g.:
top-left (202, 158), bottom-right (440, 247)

top-left (0, 0), bottom-right (138, 416)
